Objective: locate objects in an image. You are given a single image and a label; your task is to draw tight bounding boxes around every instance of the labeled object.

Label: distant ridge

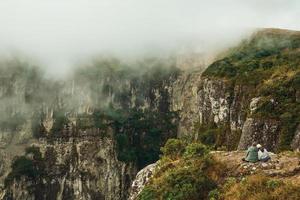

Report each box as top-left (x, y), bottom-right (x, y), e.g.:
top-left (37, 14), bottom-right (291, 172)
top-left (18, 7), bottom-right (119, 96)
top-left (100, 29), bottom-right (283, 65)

top-left (255, 28), bottom-right (300, 36)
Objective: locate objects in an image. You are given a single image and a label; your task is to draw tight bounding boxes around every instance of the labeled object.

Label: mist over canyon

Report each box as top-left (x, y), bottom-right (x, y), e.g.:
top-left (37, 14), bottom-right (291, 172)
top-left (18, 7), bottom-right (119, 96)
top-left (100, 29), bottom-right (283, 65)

top-left (0, 1), bottom-right (300, 199)
top-left (0, 28), bottom-right (299, 200)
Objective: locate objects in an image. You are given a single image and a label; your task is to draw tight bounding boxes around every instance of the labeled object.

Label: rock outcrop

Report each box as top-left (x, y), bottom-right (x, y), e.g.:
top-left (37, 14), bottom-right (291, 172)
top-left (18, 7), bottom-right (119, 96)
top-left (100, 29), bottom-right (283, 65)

top-left (238, 118), bottom-right (280, 150)
top-left (292, 125), bottom-right (300, 151)
top-left (171, 72), bottom-right (297, 151)
top-left (128, 162), bottom-right (157, 200)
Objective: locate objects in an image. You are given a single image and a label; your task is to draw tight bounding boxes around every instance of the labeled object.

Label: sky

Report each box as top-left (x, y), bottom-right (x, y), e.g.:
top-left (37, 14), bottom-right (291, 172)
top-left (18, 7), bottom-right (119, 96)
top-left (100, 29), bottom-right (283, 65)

top-left (0, 0), bottom-right (299, 76)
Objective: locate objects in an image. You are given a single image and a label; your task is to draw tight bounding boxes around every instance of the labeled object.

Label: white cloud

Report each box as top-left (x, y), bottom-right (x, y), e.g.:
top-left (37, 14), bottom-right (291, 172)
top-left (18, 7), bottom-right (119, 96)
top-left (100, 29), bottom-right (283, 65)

top-left (0, 0), bottom-right (299, 75)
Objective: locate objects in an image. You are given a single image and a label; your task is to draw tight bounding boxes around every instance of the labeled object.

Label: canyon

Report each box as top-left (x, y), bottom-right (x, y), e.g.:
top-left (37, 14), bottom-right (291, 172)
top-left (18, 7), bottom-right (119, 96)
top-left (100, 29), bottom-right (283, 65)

top-left (0, 28), bottom-right (299, 199)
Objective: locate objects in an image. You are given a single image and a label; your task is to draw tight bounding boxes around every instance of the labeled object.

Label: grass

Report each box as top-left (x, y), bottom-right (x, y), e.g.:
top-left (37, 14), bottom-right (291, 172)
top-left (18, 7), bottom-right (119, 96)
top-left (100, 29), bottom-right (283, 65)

top-left (220, 174), bottom-right (300, 200)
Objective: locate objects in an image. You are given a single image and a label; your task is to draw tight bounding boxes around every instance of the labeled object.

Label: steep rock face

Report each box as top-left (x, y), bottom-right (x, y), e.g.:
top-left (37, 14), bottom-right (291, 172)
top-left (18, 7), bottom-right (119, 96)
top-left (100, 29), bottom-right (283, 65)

top-left (171, 73), bottom-right (294, 151)
top-left (170, 73), bottom-right (257, 149)
top-left (3, 131), bottom-right (136, 200)
top-left (171, 29), bottom-right (300, 151)
top-left (0, 59), bottom-right (180, 200)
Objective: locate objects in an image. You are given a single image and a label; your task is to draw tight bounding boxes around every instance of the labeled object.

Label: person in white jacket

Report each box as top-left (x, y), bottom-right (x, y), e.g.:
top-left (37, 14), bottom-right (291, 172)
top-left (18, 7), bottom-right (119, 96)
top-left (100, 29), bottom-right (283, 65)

top-left (257, 144), bottom-right (270, 162)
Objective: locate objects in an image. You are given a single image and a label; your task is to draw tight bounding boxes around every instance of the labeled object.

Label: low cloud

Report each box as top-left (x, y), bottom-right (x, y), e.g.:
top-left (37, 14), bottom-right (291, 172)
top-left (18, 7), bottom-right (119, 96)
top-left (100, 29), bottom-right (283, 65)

top-left (0, 0), bottom-right (299, 76)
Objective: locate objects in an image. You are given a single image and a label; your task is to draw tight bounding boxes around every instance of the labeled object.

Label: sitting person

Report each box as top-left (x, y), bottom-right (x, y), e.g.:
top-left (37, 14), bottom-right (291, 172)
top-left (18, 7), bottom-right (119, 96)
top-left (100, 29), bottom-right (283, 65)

top-left (242, 142), bottom-right (259, 163)
top-left (257, 144), bottom-right (270, 162)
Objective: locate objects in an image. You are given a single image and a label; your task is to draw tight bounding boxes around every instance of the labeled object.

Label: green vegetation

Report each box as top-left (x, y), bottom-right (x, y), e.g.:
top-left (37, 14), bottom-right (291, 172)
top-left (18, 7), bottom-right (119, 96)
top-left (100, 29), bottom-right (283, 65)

top-left (5, 146), bottom-right (44, 186)
top-left (160, 139), bottom-right (186, 159)
top-left (138, 139), bottom-right (226, 200)
top-left (91, 107), bottom-right (179, 169)
top-left (139, 138), bottom-right (300, 200)
top-left (193, 123), bottom-right (240, 150)
top-left (51, 111), bottom-right (69, 133)
top-left (203, 29), bottom-right (300, 151)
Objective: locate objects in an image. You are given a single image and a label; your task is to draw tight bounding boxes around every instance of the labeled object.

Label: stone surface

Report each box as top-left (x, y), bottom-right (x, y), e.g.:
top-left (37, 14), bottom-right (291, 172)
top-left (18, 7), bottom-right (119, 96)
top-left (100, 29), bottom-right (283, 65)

top-left (238, 118), bottom-right (280, 150)
top-left (211, 151), bottom-right (300, 178)
top-left (128, 162), bottom-right (157, 200)
top-left (170, 72), bottom-right (283, 151)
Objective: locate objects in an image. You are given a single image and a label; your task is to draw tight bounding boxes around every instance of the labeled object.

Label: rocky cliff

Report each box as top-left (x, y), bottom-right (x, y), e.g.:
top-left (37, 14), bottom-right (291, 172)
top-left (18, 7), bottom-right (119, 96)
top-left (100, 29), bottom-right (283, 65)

top-left (0, 58), bottom-right (180, 199)
top-left (172, 28), bottom-right (300, 152)
top-left (3, 132), bottom-right (136, 200)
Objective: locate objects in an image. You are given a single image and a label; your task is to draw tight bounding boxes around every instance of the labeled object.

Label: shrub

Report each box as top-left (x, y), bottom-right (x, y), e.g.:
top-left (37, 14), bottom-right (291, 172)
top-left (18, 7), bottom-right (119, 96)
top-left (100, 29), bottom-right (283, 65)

top-left (4, 146), bottom-right (44, 186)
top-left (25, 146), bottom-right (42, 161)
top-left (208, 189), bottom-right (220, 200)
top-left (5, 156), bottom-right (37, 186)
top-left (160, 139), bottom-right (185, 160)
top-left (266, 179), bottom-right (282, 190)
top-left (160, 165), bottom-right (216, 200)
top-left (138, 140), bottom-right (223, 200)
top-left (183, 142), bottom-right (208, 158)
top-left (199, 129), bottom-right (217, 146)
top-left (138, 186), bottom-right (157, 200)
top-left (51, 111), bottom-right (69, 133)
top-left (194, 123), bottom-right (231, 149)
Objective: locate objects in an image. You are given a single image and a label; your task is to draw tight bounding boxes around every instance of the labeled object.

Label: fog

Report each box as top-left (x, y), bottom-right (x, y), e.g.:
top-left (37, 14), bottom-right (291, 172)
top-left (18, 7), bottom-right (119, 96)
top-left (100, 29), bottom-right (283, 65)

top-left (0, 0), bottom-right (299, 76)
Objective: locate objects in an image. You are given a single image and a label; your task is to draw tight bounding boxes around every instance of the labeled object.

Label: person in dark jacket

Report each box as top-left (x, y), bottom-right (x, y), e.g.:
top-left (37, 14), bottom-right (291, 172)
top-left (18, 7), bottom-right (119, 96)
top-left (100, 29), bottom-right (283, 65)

top-left (242, 142), bottom-right (259, 163)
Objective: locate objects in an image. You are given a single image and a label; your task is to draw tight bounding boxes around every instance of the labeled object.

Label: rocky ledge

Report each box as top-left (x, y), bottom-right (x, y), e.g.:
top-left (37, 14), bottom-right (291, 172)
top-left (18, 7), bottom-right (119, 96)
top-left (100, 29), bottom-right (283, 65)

top-left (129, 151), bottom-right (300, 200)
top-left (211, 151), bottom-right (300, 179)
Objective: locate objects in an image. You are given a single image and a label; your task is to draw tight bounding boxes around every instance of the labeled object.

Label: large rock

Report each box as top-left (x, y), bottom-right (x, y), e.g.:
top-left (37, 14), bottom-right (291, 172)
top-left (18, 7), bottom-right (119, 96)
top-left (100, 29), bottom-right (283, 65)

top-left (128, 162), bottom-right (157, 200)
top-left (291, 125), bottom-right (300, 151)
top-left (238, 118), bottom-right (280, 150)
